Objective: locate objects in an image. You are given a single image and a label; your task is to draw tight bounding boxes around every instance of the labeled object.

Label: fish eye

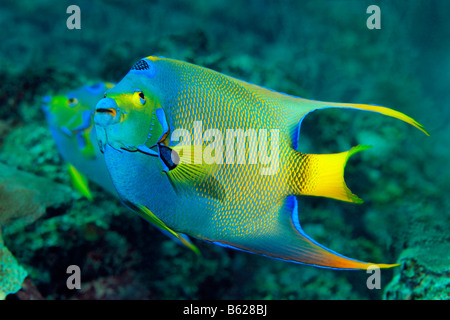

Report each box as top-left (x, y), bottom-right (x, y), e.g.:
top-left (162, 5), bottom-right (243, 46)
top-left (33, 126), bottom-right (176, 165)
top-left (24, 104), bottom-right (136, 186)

top-left (133, 90), bottom-right (146, 105)
top-left (68, 97), bottom-right (79, 107)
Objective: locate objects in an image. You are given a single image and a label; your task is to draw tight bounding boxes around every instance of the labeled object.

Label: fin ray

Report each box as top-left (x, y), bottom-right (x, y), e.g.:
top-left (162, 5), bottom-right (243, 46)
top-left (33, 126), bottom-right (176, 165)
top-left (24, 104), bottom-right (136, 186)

top-left (163, 145), bottom-right (226, 201)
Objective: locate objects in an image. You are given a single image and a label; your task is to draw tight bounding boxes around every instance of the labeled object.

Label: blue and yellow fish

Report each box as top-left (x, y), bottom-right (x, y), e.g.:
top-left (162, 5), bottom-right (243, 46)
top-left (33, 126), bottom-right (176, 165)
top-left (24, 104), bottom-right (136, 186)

top-left (42, 82), bottom-right (199, 253)
top-left (42, 82), bottom-right (118, 199)
top-left (94, 56), bottom-right (428, 270)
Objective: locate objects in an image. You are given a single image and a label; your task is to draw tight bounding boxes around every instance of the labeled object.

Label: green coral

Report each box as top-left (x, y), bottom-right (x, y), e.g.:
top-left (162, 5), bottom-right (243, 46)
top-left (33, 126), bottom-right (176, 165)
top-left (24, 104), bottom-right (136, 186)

top-left (0, 162), bottom-right (76, 299)
top-left (384, 245), bottom-right (450, 300)
top-left (0, 232), bottom-right (28, 299)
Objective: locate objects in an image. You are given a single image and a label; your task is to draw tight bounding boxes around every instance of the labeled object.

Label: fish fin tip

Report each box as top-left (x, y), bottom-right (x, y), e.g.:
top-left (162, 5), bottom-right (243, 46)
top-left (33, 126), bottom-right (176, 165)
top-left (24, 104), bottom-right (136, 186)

top-left (277, 196), bottom-right (393, 270)
top-left (289, 100), bottom-right (429, 150)
top-left (323, 101), bottom-right (430, 136)
top-left (67, 163), bottom-right (93, 201)
top-left (180, 234), bottom-right (202, 257)
top-left (414, 122), bottom-right (430, 136)
top-left (374, 263), bottom-right (401, 269)
top-left (134, 203), bottom-right (201, 255)
top-left (345, 145), bottom-right (373, 204)
top-left (349, 144), bottom-right (372, 154)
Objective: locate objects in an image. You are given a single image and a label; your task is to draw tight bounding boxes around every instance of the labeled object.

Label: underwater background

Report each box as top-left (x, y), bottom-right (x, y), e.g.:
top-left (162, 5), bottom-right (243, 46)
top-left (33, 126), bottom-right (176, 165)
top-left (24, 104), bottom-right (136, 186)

top-left (0, 0), bottom-right (448, 300)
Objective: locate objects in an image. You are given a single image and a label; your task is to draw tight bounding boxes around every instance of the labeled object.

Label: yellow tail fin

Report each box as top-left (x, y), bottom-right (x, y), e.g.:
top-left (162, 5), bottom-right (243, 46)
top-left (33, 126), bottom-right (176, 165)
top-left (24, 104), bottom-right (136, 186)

top-left (291, 145), bottom-right (371, 203)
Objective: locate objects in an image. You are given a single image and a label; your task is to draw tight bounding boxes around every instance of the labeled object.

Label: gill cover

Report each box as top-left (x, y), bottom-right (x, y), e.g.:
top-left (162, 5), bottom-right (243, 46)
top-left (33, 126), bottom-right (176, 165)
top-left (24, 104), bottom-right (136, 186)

top-left (95, 58), bottom-right (170, 153)
top-left (128, 58), bottom-right (170, 147)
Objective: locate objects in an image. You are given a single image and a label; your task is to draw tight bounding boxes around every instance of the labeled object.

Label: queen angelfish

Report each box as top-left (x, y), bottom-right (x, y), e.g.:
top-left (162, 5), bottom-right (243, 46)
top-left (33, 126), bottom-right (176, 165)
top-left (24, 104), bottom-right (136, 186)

top-left (42, 82), bottom-right (118, 199)
top-left (42, 82), bottom-right (198, 253)
top-left (94, 56), bottom-right (428, 270)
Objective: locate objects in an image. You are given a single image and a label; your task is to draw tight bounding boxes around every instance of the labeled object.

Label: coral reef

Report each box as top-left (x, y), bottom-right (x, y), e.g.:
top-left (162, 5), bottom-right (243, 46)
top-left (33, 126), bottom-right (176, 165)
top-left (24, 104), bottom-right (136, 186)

top-left (384, 245), bottom-right (450, 300)
top-left (383, 199), bottom-right (450, 300)
top-left (0, 230), bottom-right (27, 299)
top-left (0, 162), bottom-right (75, 298)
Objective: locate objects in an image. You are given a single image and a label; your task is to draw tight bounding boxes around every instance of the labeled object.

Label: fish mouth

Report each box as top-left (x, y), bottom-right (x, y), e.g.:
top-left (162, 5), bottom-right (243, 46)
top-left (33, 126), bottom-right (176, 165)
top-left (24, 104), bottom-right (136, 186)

top-left (96, 108), bottom-right (117, 118)
top-left (94, 97), bottom-right (123, 127)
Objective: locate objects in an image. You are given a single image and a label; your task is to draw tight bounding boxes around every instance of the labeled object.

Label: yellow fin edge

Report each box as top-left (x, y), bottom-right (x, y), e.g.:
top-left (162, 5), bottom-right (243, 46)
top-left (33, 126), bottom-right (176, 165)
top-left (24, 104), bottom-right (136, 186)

top-left (136, 204), bottom-right (200, 256)
top-left (328, 102), bottom-right (430, 136)
top-left (68, 163), bottom-right (93, 201)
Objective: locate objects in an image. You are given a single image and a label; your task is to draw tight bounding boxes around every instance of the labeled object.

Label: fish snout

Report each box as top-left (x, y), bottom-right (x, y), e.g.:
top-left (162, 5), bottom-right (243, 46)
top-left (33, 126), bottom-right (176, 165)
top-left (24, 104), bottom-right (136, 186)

top-left (95, 97), bottom-right (121, 127)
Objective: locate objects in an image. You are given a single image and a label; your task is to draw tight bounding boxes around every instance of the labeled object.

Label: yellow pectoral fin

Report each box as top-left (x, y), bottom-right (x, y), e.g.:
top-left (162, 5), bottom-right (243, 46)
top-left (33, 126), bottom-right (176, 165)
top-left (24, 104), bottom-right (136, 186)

top-left (290, 145), bottom-right (371, 203)
top-left (68, 163), bottom-right (93, 201)
top-left (164, 145), bottom-right (225, 201)
top-left (165, 163), bottom-right (225, 201)
top-left (135, 204), bottom-right (200, 256)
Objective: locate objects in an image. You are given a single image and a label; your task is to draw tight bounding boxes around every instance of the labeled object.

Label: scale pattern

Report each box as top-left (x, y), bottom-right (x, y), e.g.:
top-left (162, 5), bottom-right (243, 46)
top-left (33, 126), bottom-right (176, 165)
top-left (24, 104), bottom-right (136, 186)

top-left (148, 57), bottom-right (307, 238)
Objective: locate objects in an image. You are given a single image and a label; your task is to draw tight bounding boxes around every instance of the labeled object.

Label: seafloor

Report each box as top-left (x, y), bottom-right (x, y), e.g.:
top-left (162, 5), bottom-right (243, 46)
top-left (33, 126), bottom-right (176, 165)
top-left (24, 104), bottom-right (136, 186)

top-left (0, 0), bottom-right (448, 300)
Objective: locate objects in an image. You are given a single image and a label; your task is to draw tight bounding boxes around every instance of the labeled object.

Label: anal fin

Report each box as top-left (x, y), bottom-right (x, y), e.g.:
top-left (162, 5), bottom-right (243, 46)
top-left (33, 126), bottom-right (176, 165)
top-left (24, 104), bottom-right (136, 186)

top-left (216, 196), bottom-right (398, 270)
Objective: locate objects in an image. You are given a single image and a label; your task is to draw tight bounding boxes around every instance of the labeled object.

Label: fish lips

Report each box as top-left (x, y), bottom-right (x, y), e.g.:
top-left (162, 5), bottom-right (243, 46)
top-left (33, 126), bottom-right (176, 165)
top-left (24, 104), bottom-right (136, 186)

top-left (94, 97), bottom-right (124, 152)
top-left (94, 97), bottom-right (122, 127)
